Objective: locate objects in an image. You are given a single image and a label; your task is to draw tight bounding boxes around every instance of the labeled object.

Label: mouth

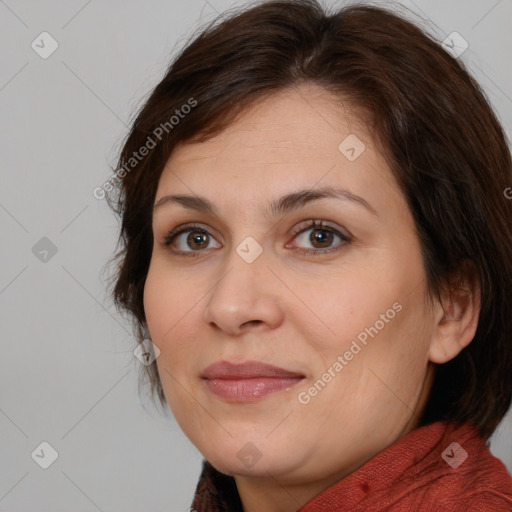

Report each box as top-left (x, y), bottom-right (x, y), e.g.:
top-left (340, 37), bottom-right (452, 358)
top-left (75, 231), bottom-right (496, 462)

top-left (200, 360), bottom-right (305, 402)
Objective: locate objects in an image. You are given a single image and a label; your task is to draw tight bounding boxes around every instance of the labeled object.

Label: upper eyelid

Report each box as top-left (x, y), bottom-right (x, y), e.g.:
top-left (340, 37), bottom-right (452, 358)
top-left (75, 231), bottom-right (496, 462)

top-left (164, 220), bottom-right (349, 247)
top-left (166, 219), bottom-right (344, 236)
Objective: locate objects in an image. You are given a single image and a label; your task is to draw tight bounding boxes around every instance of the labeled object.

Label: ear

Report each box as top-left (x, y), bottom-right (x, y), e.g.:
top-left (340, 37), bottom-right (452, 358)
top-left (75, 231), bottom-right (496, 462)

top-left (428, 260), bottom-right (481, 364)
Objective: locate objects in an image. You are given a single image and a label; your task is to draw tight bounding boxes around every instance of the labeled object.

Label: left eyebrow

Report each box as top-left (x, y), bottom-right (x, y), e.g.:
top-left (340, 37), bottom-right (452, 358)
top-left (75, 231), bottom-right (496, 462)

top-left (153, 185), bottom-right (378, 218)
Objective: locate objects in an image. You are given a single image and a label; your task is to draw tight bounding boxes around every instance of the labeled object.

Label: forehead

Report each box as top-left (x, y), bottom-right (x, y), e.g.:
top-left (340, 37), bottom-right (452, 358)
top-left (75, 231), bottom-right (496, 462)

top-left (155, 84), bottom-right (403, 217)
top-left (171, 84), bottom-right (371, 165)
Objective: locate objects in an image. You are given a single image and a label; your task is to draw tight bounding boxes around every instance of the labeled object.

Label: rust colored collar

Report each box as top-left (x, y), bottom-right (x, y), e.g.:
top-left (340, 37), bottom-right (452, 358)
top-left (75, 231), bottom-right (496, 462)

top-left (190, 421), bottom-right (512, 511)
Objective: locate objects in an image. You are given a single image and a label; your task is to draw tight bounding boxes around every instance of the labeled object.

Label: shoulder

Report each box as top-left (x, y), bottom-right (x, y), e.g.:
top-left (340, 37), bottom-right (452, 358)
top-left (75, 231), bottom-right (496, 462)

top-left (420, 450), bottom-right (512, 512)
top-left (393, 421), bottom-right (512, 512)
top-left (438, 490), bottom-right (512, 512)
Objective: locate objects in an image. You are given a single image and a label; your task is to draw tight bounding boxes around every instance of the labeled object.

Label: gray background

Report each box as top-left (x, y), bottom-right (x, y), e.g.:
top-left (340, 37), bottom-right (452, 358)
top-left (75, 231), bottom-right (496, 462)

top-left (0, 0), bottom-right (511, 511)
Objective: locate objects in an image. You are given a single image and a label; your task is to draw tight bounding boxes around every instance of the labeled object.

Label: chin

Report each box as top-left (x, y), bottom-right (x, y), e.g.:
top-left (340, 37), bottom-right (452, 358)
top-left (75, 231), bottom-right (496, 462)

top-left (212, 456), bottom-right (295, 478)
top-left (202, 439), bottom-right (304, 479)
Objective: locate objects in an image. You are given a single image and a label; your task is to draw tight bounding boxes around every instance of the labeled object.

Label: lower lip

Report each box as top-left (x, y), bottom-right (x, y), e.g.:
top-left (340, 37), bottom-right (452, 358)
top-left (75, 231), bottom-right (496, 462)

top-left (203, 377), bottom-right (304, 401)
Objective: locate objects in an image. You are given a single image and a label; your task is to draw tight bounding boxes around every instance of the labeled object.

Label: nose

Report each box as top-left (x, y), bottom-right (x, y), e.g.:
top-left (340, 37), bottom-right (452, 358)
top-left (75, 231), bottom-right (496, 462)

top-left (202, 245), bottom-right (285, 336)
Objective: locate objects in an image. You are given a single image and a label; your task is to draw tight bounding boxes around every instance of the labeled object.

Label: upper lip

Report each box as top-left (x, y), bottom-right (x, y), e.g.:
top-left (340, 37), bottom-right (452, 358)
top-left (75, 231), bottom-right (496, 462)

top-left (200, 360), bottom-right (305, 380)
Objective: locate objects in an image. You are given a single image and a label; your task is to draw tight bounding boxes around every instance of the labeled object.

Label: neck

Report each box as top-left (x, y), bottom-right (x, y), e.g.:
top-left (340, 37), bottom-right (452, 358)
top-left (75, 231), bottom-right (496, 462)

top-left (233, 458), bottom-right (367, 512)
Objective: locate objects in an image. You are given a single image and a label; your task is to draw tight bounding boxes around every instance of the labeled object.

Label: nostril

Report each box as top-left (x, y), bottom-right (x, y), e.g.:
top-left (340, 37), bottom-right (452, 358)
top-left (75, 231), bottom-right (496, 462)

top-left (242, 320), bottom-right (262, 327)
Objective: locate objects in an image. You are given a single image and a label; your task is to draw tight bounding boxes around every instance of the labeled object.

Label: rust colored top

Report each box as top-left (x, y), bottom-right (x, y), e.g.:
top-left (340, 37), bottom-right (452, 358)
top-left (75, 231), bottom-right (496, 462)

top-left (190, 420), bottom-right (512, 511)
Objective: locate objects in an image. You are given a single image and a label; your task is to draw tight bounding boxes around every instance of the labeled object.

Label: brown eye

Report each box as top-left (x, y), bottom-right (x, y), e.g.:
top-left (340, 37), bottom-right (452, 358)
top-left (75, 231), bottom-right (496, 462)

top-left (186, 231), bottom-right (209, 250)
top-left (309, 228), bottom-right (334, 248)
top-left (163, 224), bottom-right (222, 255)
top-left (291, 220), bottom-right (350, 256)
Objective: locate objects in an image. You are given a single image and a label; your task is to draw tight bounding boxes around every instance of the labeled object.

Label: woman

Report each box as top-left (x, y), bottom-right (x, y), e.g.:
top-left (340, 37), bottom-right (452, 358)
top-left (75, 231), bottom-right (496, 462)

top-left (104, 1), bottom-right (512, 510)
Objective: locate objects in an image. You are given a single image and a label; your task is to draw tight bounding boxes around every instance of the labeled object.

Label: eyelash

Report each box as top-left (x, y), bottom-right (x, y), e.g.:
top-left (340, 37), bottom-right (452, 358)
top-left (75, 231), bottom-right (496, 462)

top-left (162, 220), bottom-right (350, 258)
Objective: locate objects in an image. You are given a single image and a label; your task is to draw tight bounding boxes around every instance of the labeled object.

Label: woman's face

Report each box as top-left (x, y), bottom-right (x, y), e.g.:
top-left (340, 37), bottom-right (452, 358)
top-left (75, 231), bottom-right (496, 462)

top-left (144, 84), bottom-right (437, 486)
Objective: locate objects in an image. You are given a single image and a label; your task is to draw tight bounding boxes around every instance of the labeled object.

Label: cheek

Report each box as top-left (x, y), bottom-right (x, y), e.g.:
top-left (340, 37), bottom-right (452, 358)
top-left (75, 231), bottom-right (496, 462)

top-left (347, 286), bottom-right (434, 414)
top-left (303, 268), bottom-right (394, 347)
top-left (143, 268), bottom-right (202, 413)
top-left (308, 255), bottom-right (430, 387)
top-left (143, 267), bottom-right (170, 336)
top-left (143, 262), bottom-right (198, 352)
top-left (143, 259), bottom-right (221, 391)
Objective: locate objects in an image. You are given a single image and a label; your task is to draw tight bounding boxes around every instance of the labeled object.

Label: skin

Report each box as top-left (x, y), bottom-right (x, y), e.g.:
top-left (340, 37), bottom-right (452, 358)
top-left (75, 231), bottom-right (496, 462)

top-left (143, 83), bottom-right (480, 512)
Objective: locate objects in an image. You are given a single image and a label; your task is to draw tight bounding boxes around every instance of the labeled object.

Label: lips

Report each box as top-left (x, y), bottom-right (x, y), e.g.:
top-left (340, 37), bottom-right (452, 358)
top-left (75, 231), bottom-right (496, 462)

top-left (200, 360), bottom-right (305, 380)
top-left (200, 360), bottom-right (305, 402)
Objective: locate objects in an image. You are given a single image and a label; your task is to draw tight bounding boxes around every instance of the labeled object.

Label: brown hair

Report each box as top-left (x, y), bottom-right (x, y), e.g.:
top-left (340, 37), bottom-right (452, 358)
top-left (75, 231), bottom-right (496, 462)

top-left (105, 0), bottom-right (512, 440)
